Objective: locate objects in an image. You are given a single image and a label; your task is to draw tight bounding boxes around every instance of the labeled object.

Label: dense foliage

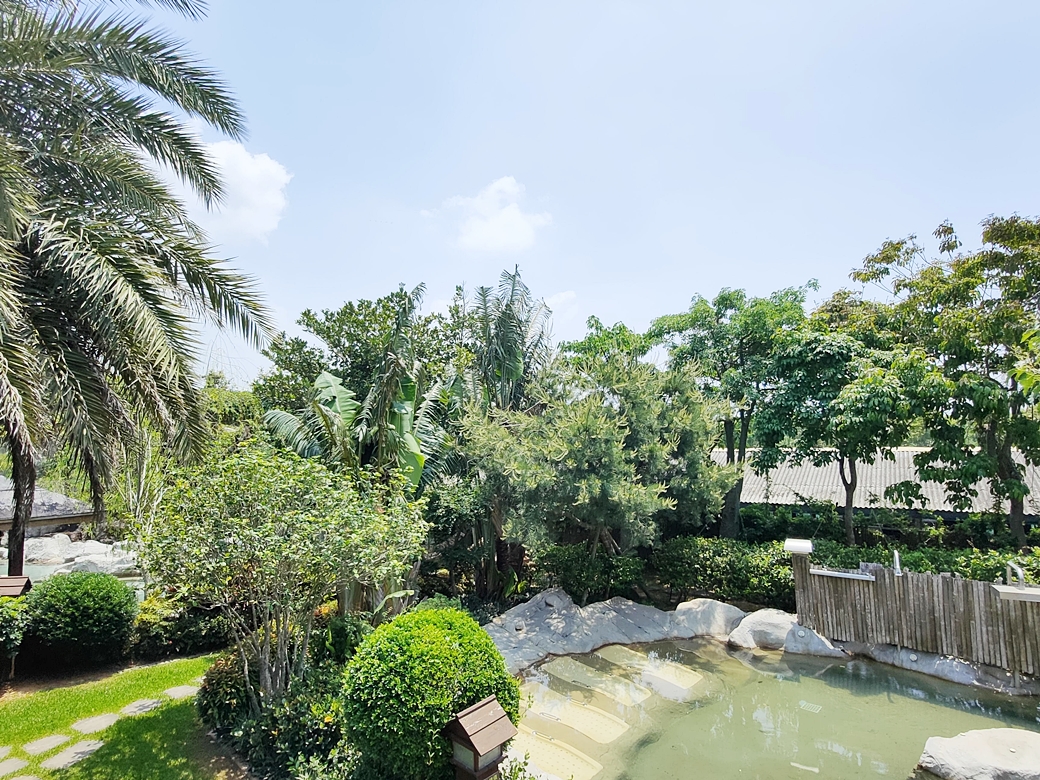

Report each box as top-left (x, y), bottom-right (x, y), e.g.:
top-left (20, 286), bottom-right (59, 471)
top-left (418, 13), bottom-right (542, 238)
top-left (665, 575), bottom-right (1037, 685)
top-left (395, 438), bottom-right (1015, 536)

top-left (533, 544), bottom-right (644, 604)
top-left (137, 439), bottom-right (427, 709)
top-left (25, 572), bottom-right (137, 665)
top-left (131, 594), bottom-right (233, 662)
top-left (341, 608), bottom-right (520, 780)
top-left (0, 595), bottom-right (27, 675)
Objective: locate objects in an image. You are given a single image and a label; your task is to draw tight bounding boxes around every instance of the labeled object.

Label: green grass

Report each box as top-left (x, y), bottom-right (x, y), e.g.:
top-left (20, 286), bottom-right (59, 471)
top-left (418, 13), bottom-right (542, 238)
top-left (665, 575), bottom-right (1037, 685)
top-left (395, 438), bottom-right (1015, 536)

top-left (59, 699), bottom-right (241, 780)
top-left (0, 655), bottom-right (240, 779)
top-left (0, 655), bottom-right (214, 747)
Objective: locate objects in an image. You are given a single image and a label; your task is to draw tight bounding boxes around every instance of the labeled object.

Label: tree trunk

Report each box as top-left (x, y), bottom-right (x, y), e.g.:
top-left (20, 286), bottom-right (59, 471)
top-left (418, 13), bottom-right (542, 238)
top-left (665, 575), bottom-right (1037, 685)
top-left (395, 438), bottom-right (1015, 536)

top-left (995, 436), bottom-right (1029, 548)
top-left (720, 412), bottom-right (752, 539)
top-left (719, 418), bottom-right (739, 537)
top-left (7, 434), bottom-right (35, 577)
top-left (838, 456), bottom-right (857, 546)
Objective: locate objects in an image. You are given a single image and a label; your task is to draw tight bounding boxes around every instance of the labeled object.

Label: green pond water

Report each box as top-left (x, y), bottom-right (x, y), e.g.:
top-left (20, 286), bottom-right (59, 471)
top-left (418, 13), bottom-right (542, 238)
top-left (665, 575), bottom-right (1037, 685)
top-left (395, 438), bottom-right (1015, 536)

top-left (516, 639), bottom-right (1040, 780)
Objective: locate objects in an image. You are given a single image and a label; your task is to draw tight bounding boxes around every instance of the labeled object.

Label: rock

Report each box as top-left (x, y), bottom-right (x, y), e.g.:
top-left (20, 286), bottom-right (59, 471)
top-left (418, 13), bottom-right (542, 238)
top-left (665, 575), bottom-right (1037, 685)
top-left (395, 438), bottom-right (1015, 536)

top-left (835, 641), bottom-right (1040, 696)
top-left (918, 728), bottom-right (1040, 780)
top-left (54, 554), bottom-right (139, 577)
top-left (728, 608), bottom-right (797, 650)
top-left (23, 534), bottom-right (72, 564)
top-left (784, 624), bottom-right (847, 658)
top-left (671, 598), bottom-right (746, 639)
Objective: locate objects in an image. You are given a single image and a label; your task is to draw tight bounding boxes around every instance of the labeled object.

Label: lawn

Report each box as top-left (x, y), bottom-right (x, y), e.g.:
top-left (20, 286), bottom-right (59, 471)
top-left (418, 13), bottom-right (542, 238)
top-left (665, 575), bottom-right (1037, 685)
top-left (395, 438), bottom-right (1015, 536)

top-left (0, 655), bottom-right (248, 779)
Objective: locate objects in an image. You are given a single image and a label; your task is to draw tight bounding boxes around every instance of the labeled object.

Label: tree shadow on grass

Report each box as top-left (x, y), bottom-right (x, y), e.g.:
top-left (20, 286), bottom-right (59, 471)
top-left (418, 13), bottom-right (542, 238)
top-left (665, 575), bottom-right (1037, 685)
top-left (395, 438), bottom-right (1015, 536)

top-left (57, 700), bottom-right (249, 780)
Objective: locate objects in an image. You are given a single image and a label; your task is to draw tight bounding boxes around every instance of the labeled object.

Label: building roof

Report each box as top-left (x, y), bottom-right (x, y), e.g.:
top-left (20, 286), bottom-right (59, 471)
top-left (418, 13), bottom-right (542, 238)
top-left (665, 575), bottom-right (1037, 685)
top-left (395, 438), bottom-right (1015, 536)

top-left (714, 448), bottom-right (1040, 516)
top-left (0, 475), bottom-right (94, 529)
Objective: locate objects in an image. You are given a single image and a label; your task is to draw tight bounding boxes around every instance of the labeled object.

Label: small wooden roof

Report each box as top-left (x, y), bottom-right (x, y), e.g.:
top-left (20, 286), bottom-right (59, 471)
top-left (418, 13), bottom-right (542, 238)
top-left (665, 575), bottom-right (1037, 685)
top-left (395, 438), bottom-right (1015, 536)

top-left (0, 576), bottom-right (31, 597)
top-left (445, 695), bottom-right (517, 756)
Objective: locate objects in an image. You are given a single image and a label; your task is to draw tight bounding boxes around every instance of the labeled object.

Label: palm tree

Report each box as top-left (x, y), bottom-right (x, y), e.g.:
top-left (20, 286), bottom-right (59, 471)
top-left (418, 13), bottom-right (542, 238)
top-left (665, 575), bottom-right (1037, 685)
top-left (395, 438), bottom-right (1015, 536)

top-left (1, 0), bottom-right (271, 574)
top-left (265, 286), bottom-right (453, 488)
top-left (469, 267), bottom-right (553, 411)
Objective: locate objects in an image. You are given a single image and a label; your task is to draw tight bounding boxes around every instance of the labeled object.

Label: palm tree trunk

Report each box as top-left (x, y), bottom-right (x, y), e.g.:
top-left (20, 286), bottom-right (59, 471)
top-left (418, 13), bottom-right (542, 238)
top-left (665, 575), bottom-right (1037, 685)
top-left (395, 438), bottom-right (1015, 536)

top-left (6, 434), bottom-right (35, 577)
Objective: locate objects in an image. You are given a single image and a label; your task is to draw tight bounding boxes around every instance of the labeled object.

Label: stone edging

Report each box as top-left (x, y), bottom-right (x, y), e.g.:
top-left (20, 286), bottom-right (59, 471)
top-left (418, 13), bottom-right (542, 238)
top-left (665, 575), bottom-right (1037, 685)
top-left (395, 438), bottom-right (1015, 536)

top-left (483, 589), bottom-right (1040, 696)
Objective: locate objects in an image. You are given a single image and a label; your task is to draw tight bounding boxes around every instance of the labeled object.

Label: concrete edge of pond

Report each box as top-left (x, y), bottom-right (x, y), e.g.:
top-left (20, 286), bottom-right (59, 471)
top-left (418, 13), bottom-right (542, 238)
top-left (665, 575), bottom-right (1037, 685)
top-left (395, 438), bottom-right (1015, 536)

top-left (485, 589), bottom-right (1040, 698)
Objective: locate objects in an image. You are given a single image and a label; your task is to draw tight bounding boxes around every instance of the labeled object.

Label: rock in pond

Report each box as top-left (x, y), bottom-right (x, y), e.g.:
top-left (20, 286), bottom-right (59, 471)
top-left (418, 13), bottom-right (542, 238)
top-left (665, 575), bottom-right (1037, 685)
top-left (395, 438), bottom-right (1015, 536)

top-left (671, 598), bottom-right (745, 640)
top-left (918, 728), bottom-right (1040, 780)
top-left (727, 608), bottom-right (797, 650)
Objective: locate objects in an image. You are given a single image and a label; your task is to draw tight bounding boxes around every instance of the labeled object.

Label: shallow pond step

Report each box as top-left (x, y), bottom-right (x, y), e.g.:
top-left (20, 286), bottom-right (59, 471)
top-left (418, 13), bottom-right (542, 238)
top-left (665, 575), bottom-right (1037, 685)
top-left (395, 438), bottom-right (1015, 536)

top-left (594, 645), bottom-right (705, 700)
top-left (543, 657), bottom-right (652, 708)
top-left (521, 683), bottom-right (629, 744)
top-left (511, 724), bottom-right (603, 780)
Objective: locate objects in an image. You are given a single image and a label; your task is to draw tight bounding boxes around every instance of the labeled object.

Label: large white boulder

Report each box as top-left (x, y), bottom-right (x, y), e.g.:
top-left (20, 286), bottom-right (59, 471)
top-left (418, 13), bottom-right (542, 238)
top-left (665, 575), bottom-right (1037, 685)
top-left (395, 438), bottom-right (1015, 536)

top-left (918, 728), bottom-right (1040, 780)
top-left (783, 624), bottom-right (847, 658)
top-left (23, 534), bottom-right (73, 563)
top-left (671, 598), bottom-right (746, 639)
top-left (54, 554), bottom-right (139, 577)
top-left (728, 608), bottom-right (797, 650)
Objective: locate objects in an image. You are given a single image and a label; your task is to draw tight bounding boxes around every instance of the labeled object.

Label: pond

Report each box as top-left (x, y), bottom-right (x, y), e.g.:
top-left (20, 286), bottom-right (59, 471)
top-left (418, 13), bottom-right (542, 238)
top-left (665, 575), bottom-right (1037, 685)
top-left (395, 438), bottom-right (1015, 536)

top-left (515, 639), bottom-right (1040, 780)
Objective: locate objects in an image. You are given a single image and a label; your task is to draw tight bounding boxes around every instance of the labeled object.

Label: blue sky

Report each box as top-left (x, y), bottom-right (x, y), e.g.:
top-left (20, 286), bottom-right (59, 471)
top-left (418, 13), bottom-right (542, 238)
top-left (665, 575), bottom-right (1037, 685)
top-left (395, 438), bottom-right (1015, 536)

top-left (154, 1), bottom-right (1040, 383)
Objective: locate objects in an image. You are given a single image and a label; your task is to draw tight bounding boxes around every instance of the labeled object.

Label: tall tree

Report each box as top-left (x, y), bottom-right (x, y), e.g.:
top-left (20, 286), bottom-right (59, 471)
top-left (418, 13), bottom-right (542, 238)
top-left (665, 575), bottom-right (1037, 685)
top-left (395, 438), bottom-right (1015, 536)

top-left (649, 286), bottom-right (808, 537)
top-left (0, 1), bottom-right (270, 574)
top-left (854, 217), bottom-right (1040, 546)
top-left (754, 330), bottom-right (915, 545)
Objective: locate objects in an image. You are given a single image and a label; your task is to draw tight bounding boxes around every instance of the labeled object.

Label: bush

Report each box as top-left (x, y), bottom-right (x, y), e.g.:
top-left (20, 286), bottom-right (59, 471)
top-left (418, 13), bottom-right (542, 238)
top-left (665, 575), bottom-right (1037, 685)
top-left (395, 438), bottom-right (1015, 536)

top-left (653, 537), bottom-right (795, 610)
top-left (0, 596), bottom-right (28, 677)
top-left (533, 544), bottom-right (643, 604)
top-left (198, 650), bottom-right (256, 732)
top-left (341, 608), bottom-right (520, 780)
top-left (132, 594), bottom-right (233, 661)
top-left (199, 648), bottom-right (343, 778)
top-left (310, 613), bottom-right (371, 666)
top-left (739, 502), bottom-right (846, 544)
top-left (25, 572), bottom-right (137, 665)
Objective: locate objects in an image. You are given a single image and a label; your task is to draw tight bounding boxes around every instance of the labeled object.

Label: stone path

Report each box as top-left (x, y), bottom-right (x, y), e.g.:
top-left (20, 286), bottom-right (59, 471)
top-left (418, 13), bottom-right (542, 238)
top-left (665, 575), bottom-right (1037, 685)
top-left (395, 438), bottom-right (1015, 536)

top-left (40, 741), bottom-right (103, 771)
top-left (22, 736), bottom-right (68, 756)
top-left (0, 758), bottom-right (28, 778)
top-left (3, 675), bottom-right (202, 772)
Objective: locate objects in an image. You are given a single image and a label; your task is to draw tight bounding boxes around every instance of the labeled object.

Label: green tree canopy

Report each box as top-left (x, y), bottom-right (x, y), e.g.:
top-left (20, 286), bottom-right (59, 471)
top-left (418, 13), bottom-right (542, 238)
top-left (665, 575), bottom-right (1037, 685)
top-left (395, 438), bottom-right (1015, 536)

top-left (648, 286), bottom-right (809, 536)
top-left (853, 217), bottom-right (1040, 546)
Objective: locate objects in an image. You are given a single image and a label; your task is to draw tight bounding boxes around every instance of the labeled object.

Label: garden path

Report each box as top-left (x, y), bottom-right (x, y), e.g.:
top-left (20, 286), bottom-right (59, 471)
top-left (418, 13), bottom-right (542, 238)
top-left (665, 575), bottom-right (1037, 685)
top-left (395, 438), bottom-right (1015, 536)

top-left (0, 666), bottom-right (204, 778)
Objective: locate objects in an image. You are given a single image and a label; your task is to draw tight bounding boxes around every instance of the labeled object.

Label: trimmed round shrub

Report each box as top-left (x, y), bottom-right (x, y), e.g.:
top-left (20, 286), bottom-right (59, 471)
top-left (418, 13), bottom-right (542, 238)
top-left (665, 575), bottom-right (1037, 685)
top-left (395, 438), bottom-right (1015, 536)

top-left (341, 608), bottom-right (520, 780)
top-left (25, 572), bottom-right (137, 665)
top-left (0, 596), bottom-right (28, 677)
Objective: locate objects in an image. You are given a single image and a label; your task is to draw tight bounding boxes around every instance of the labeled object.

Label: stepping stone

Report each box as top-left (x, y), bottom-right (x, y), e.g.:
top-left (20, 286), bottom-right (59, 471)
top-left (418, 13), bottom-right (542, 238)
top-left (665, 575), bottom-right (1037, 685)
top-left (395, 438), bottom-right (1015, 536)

top-left (40, 740), bottom-right (104, 770)
top-left (10, 776), bottom-right (43, 780)
top-left (0, 758), bottom-right (27, 778)
top-left (163, 685), bottom-right (199, 700)
top-left (71, 713), bottom-right (119, 734)
top-left (22, 735), bottom-right (69, 755)
top-left (0, 750), bottom-right (7, 760)
top-left (122, 698), bottom-right (164, 716)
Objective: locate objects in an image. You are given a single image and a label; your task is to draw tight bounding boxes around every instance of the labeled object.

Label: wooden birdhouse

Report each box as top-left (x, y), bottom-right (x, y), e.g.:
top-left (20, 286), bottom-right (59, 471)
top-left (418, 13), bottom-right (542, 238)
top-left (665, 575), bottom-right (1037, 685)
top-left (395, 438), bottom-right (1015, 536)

top-left (445, 695), bottom-right (518, 780)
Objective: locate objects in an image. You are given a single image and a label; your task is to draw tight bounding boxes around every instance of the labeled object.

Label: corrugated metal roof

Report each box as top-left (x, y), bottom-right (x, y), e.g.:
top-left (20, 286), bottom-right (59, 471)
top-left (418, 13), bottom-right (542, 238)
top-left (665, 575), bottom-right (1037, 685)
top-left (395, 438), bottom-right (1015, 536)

top-left (0, 475), bottom-right (93, 522)
top-left (712, 448), bottom-right (1040, 516)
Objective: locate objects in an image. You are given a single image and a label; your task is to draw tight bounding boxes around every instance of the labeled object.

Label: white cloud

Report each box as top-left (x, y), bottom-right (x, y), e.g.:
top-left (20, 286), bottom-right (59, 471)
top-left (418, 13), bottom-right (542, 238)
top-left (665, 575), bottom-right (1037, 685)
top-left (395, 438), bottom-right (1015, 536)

top-left (438, 176), bottom-right (551, 253)
top-left (546, 290), bottom-right (577, 310)
top-left (172, 140), bottom-right (292, 246)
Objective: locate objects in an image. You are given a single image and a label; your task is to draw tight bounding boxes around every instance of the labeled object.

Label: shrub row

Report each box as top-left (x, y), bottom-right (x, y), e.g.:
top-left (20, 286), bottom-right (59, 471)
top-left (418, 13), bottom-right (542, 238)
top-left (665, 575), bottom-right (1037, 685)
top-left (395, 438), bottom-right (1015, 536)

top-left (0, 573), bottom-right (233, 677)
top-left (652, 537), bottom-right (1040, 612)
top-left (532, 543), bottom-right (644, 604)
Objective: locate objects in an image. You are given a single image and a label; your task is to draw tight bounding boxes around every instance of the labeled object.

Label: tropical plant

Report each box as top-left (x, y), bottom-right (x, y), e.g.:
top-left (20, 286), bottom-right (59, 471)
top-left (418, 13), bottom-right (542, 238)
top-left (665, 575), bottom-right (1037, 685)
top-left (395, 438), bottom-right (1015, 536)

top-left (0, 0), bottom-right (270, 574)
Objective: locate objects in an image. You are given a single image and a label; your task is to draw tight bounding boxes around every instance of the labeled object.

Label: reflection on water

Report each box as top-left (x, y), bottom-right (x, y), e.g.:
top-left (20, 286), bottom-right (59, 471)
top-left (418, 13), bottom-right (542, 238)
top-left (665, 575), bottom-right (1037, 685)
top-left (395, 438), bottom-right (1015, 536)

top-left (517, 640), bottom-right (1040, 780)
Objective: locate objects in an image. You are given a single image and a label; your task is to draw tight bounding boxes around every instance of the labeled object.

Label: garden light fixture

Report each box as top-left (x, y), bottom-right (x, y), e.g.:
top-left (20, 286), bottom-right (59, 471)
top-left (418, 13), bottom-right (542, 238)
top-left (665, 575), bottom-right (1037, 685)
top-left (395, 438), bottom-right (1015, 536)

top-left (445, 695), bottom-right (518, 780)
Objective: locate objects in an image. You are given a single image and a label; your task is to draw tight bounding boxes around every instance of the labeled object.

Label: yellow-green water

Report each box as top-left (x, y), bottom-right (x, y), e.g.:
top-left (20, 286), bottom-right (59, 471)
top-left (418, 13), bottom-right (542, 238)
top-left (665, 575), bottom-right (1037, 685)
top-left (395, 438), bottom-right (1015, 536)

top-left (517, 639), bottom-right (1040, 780)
